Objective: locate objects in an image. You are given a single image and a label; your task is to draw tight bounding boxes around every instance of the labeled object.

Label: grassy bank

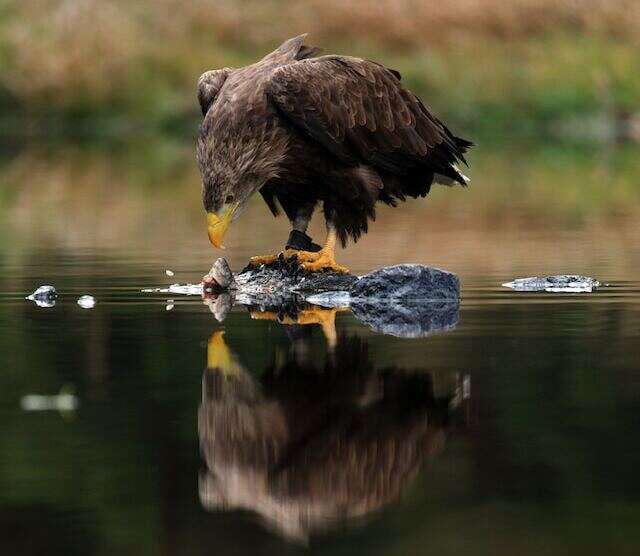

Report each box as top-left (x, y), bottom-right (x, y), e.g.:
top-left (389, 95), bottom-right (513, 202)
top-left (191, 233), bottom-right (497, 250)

top-left (1, 1), bottom-right (639, 140)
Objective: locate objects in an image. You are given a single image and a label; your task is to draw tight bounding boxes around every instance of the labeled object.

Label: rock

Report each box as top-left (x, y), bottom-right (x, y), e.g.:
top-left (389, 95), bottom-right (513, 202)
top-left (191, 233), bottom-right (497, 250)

top-left (350, 265), bottom-right (460, 301)
top-left (503, 275), bottom-right (600, 293)
top-left (77, 295), bottom-right (96, 309)
top-left (26, 285), bottom-right (57, 308)
top-left (20, 385), bottom-right (78, 412)
top-left (351, 300), bottom-right (459, 338)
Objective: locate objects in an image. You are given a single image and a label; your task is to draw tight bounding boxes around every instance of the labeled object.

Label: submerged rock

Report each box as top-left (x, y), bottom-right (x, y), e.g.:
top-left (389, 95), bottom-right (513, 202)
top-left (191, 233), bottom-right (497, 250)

top-left (20, 388), bottom-right (78, 412)
top-left (26, 285), bottom-right (57, 308)
top-left (77, 295), bottom-right (96, 309)
top-left (503, 275), bottom-right (600, 293)
top-left (143, 283), bottom-right (203, 295)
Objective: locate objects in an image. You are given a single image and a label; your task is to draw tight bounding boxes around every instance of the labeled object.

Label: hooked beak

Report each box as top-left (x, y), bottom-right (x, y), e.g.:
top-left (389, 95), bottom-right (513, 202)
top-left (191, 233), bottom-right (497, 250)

top-left (206, 203), bottom-right (239, 249)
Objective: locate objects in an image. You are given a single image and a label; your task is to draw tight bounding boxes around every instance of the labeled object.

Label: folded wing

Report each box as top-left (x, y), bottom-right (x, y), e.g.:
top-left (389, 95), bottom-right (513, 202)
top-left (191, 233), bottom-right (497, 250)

top-left (267, 56), bottom-right (470, 183)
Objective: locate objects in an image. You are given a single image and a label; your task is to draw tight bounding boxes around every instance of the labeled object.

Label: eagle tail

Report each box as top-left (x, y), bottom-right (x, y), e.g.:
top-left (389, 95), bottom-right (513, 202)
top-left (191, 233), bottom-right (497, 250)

top-left (434, 164), bottom-right (470, 187)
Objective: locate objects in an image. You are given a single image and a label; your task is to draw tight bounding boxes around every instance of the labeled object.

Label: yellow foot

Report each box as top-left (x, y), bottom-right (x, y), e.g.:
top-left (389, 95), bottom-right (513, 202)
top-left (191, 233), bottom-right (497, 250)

top-left (248, 249), bottom-right (306, 268)
top-left (292, 249), bottom-right (350, 274)
top-left (248, 253), bottom-right (280, 267)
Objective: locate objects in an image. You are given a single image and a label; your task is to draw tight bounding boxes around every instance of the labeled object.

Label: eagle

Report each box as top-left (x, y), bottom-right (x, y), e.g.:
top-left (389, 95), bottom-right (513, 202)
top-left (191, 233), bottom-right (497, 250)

top-left (197, 35), bottom-right (472, 273)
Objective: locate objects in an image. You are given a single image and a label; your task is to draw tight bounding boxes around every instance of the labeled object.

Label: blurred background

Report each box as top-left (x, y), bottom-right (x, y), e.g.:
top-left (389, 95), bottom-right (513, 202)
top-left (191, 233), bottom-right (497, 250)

top-left (1, 2), bottom-right (640, 555)
top-left (0, 0), bottom-right (639, 274)
top-left (2, 0), bottom-right (640, 139)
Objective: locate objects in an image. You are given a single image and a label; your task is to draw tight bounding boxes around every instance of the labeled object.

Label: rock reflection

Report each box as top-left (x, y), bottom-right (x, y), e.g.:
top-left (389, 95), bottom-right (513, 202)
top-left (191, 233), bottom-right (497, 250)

top-left (198, 320), bottom-right (466, 541)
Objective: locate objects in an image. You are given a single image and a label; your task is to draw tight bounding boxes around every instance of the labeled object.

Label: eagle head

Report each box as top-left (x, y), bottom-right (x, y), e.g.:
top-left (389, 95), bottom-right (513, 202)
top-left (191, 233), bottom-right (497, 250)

top-left (198, 114), bottom-right (288, 249)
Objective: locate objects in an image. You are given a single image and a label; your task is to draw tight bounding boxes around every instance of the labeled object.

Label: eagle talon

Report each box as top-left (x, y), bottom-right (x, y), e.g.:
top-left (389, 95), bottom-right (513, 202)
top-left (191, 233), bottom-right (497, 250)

top-left (248, 230), bottom-right (348, 273)
top-left (248, 254), bottom-right (281, 267)
top-left (295, 250), bottom-right (350, 274)
top-left (248, 248), bottom-right (313, 269)
top-left (300, 258), bottom-right (350, 274)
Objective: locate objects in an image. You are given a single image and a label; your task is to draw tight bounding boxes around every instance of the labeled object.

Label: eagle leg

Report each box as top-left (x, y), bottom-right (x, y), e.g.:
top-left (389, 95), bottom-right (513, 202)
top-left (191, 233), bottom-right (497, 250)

top-left (295, 227), bottom-right (350, 274)
top-left (285, 230), bottom-right (321, 252)
top-left (248, 215), bottom-right (321, 268)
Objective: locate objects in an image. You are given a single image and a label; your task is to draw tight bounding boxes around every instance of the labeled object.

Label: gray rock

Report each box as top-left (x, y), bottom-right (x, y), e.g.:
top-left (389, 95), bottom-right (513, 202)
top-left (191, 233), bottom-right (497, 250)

top-left (503, 275), bottom-right (600, 293)
top-left (26, 285), bottom-right (57, 308)
top-left (350, 265), bottom-right (460, 301)
top-left (77, 295), bottom-right (96, 309)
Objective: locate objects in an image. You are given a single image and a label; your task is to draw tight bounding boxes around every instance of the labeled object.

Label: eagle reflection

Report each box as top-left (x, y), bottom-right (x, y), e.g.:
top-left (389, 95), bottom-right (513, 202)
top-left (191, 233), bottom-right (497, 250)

top-left (198, 318), bottom-right (465, 541)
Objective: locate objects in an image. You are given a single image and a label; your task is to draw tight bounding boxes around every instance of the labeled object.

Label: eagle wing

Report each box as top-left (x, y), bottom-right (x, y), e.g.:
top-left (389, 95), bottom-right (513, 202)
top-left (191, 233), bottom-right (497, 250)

top-left (267, 56), bottom-right (469, 178)
top-left (197, 68), bottom-right (233, 116)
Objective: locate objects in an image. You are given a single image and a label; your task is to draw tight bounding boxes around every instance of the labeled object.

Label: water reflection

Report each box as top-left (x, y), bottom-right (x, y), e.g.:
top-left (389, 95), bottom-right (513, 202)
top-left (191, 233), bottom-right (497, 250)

top-left (202, 288), bottom-right (460, 340)
top-left (198, 316), bottom-right (469, 541)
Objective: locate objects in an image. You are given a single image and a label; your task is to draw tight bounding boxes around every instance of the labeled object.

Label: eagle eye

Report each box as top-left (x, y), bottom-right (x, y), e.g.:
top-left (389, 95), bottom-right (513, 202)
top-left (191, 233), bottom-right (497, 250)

top-left (224, 194), bottom-right (235, 204)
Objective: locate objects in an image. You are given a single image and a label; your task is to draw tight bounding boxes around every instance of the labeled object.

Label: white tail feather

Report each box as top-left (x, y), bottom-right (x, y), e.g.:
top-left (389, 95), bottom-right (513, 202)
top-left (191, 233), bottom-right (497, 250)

top-left (435, 164), bottom-right (470, 187)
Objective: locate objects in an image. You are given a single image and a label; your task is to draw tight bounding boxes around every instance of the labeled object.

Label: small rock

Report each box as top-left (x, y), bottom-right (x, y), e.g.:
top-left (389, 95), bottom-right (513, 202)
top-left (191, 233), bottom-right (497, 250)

top-left (166, 300), bottom-right (175, 311)
top-left (26, 285), bottom-right (57, 308)
top-left (165, 269), bottom-right (175, 277)
top-left (503, 275), bottom-right (600, 293)
top-left (77, 295), bottom-right (96, 309)
top-left (21, 392), bottom-right (78, 412)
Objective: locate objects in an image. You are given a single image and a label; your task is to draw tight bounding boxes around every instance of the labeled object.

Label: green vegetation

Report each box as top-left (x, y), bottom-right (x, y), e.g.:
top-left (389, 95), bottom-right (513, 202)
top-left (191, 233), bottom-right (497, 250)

top-left (1, 0), bottom-right (639, 139)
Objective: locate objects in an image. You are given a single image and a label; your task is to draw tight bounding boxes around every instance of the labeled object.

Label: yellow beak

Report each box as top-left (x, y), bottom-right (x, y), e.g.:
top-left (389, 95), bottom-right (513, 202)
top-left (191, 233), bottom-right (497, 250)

top-left (206, 203), bottom-right (238, 249)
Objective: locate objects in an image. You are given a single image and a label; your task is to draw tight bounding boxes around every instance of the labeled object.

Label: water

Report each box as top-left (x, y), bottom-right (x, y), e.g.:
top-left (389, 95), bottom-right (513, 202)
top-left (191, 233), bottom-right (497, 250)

top-left (1, 141), bottom-right (640, 555)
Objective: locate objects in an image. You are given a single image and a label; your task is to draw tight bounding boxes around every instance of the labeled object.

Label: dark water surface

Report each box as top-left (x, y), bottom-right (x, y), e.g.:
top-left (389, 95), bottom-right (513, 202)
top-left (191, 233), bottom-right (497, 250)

top-left (1, 142), bottom-right (640, 555)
